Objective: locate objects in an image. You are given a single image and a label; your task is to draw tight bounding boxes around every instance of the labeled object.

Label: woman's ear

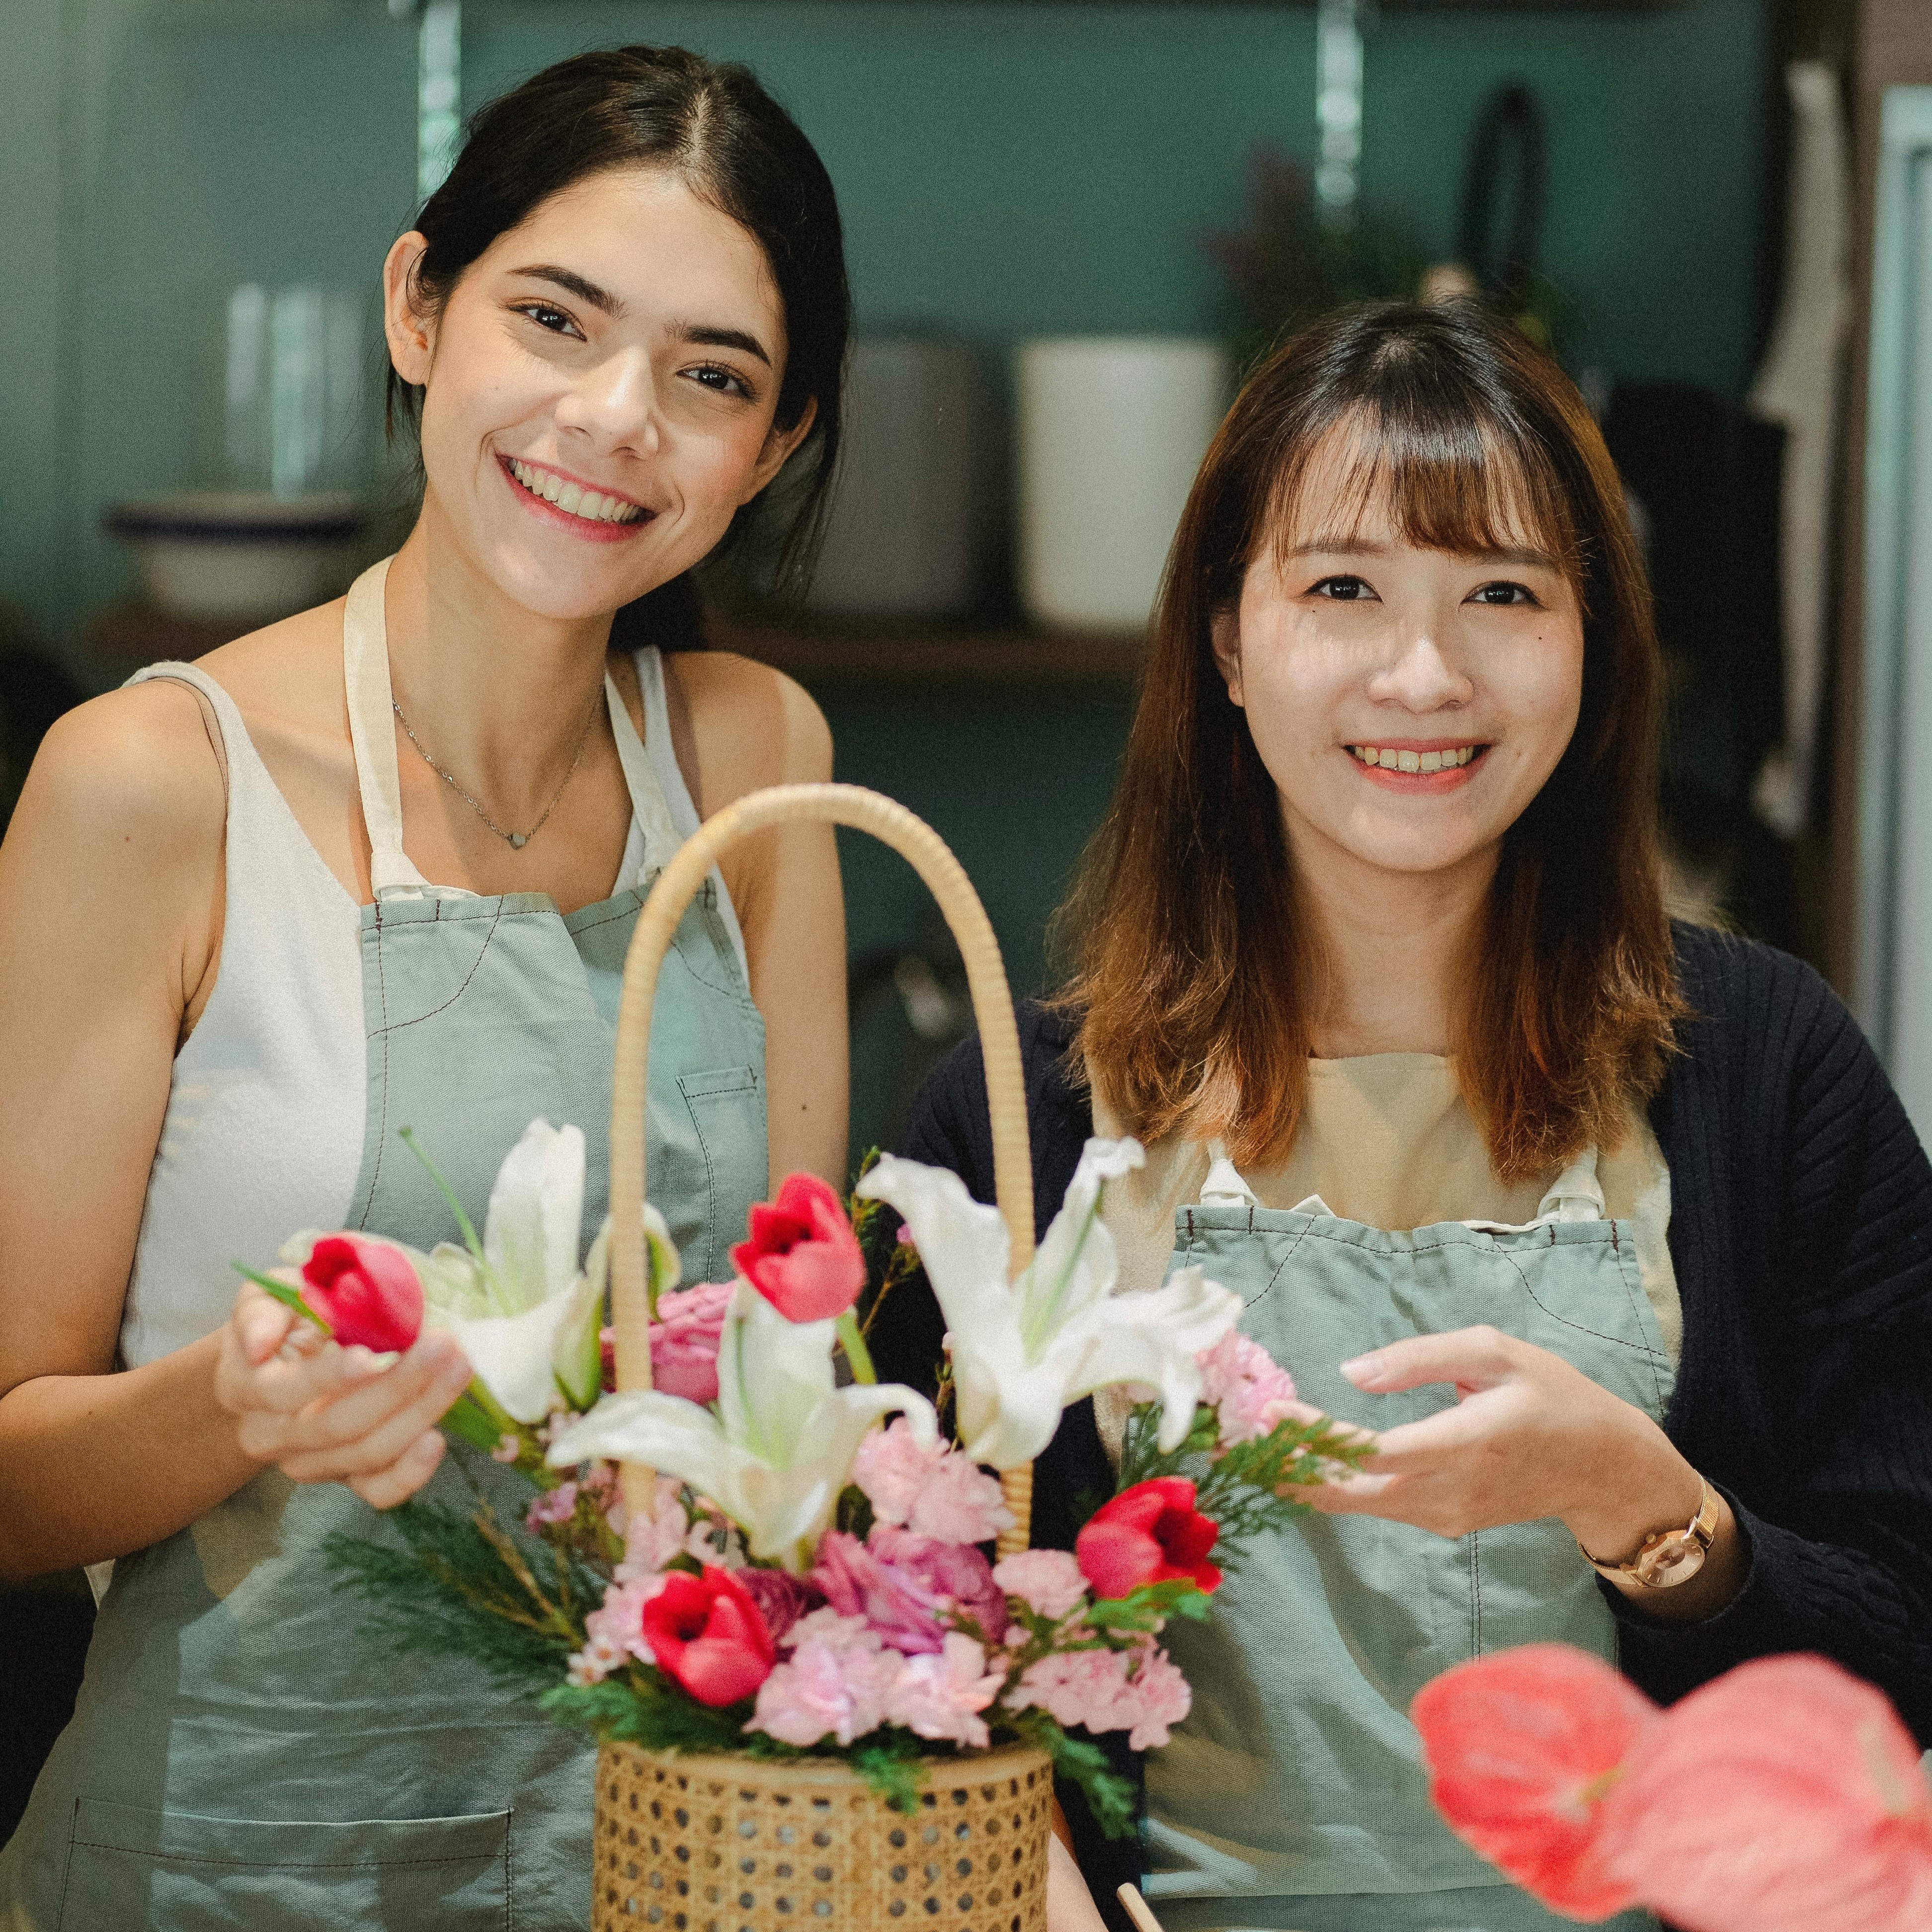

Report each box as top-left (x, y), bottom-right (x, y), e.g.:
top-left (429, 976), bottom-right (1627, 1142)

top-left (1210, 607), bottom-right (1245, 708)
top-left (739, 396), bottom-right (820, 505)
top-left (382, 233), bottom-right (436, 389)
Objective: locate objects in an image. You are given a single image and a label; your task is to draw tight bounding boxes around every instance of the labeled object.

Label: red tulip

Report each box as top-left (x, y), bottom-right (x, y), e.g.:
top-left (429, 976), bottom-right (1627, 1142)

top-left (1412, 1644), bottom-right (1658, 1920)
top-left (730, 1172), bottom-right (865, 1323)
top-left (300, 1234), bottom-right (424, 1354)
top-left (641, 1566), bottom-right (776, 1708)
top-left (1075, 1477), bottom-right (1222, 1600)
top-left (1600, 1655), bottom-right (1932, 1932)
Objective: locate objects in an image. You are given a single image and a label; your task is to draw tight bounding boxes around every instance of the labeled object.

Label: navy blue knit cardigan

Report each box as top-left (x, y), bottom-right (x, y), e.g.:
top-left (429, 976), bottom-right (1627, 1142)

top-left (871, 924), bottom-right (1932, 1913)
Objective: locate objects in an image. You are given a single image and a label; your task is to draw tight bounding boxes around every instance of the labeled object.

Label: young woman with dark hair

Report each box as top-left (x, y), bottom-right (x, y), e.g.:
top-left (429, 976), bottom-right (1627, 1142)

top-left (879, 302), bottom-right (1932, 1932)
top-left (0, 46), bottom-right (849, 1927)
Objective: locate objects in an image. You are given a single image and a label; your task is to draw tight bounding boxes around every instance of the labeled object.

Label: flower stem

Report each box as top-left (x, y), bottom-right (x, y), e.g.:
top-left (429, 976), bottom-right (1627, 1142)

top-left (836, 1309), bottom-right (878, 1385)
top-left (398, 1126), bottom-right (489, 1270)
top-left (232, 1263), bottom-right (329, 1330)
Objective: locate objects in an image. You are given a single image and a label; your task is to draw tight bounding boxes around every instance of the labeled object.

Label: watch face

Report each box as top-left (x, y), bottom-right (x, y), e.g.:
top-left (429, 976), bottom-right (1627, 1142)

top-left (1638, 1530), bottom-right (1706, 1588)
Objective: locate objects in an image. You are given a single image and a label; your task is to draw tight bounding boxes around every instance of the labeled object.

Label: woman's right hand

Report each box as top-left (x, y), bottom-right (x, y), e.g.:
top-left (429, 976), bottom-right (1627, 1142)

top-left (214, 1282), bottom-right (473, 1509)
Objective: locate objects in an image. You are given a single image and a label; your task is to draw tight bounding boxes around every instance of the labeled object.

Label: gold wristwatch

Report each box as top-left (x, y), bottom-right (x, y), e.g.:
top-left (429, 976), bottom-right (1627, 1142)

top-left (1578, 1478), bottom-right (1718, 1588)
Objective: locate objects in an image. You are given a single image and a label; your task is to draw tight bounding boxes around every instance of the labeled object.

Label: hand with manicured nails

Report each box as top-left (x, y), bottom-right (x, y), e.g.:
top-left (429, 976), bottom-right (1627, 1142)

top-left (1297, 1325), bottom-right (1747, 1621)
top-left (213, 1279), bottom-right (474, 1510)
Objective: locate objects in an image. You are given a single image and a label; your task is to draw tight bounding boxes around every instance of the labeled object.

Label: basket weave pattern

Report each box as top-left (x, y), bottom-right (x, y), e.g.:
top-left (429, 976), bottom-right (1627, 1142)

top-left (592, 1742), bottom-right (1052, 1932)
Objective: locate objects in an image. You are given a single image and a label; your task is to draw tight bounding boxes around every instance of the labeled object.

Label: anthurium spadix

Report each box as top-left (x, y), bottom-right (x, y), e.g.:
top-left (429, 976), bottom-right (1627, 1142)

top-left (856, 1138), bottom-right (1242, 1468)
top-left (547, 1283), bottom-right (938, 1572)
top-left (278, 1118), bottom-right (612, 1427)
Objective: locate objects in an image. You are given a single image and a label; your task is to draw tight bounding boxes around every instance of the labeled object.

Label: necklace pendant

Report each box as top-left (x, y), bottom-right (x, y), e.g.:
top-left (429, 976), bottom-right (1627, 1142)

top-left (508, 832), bottom-right (529, 850)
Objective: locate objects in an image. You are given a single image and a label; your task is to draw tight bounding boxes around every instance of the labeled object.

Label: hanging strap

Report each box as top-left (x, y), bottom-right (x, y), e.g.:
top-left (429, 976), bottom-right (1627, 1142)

top-left (342, 556), bottom-right (689, 902)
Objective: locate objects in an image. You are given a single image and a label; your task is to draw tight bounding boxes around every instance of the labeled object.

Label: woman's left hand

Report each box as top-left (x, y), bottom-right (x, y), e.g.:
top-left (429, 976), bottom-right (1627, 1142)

top-left (1301, 1325), bottom-right (1748, 1620)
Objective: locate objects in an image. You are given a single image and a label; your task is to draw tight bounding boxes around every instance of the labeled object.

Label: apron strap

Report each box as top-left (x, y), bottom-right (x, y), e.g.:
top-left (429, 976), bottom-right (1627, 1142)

top-left (342, 555), bottom-right (689, 902)
top-left (1200, 1140), bottom-right (1260, 1208)
top-left (1532, 1148), bottom-right (1606, 1223)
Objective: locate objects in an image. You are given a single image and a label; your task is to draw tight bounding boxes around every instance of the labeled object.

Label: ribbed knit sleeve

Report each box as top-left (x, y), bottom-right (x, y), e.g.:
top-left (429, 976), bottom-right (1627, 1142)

top-left (1618, 927), bottom-right (1932, 1742)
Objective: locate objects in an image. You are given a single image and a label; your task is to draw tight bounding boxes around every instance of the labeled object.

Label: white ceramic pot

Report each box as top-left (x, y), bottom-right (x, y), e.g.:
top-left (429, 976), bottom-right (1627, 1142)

top-left (1015, 336), bottom-right (1227, 633)
top-left (105, 492), bottom-right (364, 622)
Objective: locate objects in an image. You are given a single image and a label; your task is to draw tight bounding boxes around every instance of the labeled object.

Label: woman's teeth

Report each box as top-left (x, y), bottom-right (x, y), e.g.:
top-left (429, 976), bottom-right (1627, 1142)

top-left (1348, 744), bottom-right (1480, 773)
top-left (507, 457), bottom-right (644, 525)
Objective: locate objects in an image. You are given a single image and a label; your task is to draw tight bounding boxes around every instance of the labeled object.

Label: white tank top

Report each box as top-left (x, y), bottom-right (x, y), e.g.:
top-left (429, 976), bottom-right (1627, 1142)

top-left (115, 646), bottom-right (742, 1375)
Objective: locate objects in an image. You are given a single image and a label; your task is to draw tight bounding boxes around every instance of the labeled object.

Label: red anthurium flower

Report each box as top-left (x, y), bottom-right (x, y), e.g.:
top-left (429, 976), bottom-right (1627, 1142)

top-left (300, 1234), bottom-right (424, 1354)
top-left (1599, 1654), bottom-right (1932, 1932)
top-left (731, 1172), bottom-right (865, 1324)
top-left (642, 1566), bottom-right (776, 1708)
top-left (1412, 1644), bottom-right (1658, 1920)
top-left (1075, 1477), bottom-right (1222, 1600)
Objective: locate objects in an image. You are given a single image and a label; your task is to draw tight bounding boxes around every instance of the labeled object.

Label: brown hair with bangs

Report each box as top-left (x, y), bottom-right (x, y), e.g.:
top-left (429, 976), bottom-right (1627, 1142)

top-left (1063, 300), bottom-right (1683, 1184)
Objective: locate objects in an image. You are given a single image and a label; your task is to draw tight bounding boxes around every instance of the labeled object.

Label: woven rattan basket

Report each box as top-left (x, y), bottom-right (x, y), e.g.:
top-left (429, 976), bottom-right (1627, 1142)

top-left (596, 784), bottom-right (1051, 1932)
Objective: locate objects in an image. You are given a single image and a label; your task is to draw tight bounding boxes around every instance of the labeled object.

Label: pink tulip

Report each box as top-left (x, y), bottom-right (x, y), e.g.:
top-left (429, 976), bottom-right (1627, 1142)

top-left (1076, 1478), bottom-right (1221, 1601)
top-left (1601, 1655), bottom-right (1932, 1932)
top-left (1412, 1644), bottom-right (1657, 1920)
top-left (300, 1234), bottom-right (423, 1353)
top-left (731, 1173), bottom-right (865, 1323)
top-left (640, 1566), bottom-right (776, 1708)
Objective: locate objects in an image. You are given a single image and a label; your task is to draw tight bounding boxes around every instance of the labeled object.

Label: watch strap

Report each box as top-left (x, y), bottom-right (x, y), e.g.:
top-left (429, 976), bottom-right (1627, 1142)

top-left (1578, 1478), bottom-right (1717, 1588)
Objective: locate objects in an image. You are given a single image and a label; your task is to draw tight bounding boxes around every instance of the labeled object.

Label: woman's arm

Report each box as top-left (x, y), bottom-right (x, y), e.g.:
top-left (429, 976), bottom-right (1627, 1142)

top-left (0, 687), bottom-right (479, 1579)
top-left (664, 652), bottom-right (847, 1188)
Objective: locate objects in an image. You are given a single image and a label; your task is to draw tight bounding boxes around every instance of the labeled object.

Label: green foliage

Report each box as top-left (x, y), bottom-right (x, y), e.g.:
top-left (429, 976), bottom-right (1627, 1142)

top-left (1116, 1402), bottom-right (1374, 1576)
top-left (543, 1668), bottom-right (751, 1755)
top-left (1005, 1711), bottom-right (1138, 1841)
top-left (1084, 1578), bottom-right (1212, 1634)
top-left (851, 1735), bottom-right (937, 1815)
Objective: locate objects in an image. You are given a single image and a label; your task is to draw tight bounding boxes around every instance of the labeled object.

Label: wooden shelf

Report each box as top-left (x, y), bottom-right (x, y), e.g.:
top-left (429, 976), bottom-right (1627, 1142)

top-left (708, 616), bottom-right (1145, 688)
top-left (83, 601), bottom-right (1148, 691)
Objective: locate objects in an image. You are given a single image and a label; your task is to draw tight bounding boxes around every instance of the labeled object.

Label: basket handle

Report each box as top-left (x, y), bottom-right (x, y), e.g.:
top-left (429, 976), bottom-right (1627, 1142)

top-left (609, 783), bottom-right (1037, 1557)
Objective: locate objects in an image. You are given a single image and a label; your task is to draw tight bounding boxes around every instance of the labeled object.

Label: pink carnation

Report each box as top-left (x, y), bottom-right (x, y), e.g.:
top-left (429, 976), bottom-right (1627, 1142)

top-left (1196, 1329), bottom-right (1300, 1447)
top-left (647, 1281), bottom-right (734, 1403)
top-left (853, 1419), bottom-right (1012, 1545)
top-left (993, 1548), bottom-right (1090, 1621)
top-left (1009, 1635), bottom-right (1191, 1749)
top-left (750, 1629), bottom-right (895, 1747)
top-left (885, 1633), bottom-right (1008, 1748)
top-left (571, 1571), bottom-right (672, 1684)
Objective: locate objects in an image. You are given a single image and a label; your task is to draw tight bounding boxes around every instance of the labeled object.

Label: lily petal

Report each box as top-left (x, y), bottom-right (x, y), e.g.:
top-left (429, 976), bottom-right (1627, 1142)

top-left (483, 1120), bottom-right (586, 1309)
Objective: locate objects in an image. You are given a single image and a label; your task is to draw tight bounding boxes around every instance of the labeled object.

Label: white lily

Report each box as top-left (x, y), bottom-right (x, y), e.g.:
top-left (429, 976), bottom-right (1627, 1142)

top-left (290, 1118), bottom-right (610, 1426)
top-left (546, 1282), bottom-right (937, 1572)
top-left (857, 1137), bottom-right (1241, 1468)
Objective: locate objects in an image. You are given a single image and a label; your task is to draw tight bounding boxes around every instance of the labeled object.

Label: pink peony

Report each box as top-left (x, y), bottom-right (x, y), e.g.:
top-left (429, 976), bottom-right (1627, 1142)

top-left (299, 1233), bottom-right (423, 1353)
top-left (871, 1527), bottom-right (1009, 1646)
top-left (1196, 1329), bottom-right (1301, 1447)
top-left (734, 1566), bottom-right (824, 1646)
top-left (750, 1628), bottom-right (895, 1747)
top-left (993, 1548), bottom-right (1090, 1622)
top-left (732, 1172), bottom-right (866, 1323)
top-left (885, 1633), bottom-right (1008, 1748)
top-left (813, 1528), bottom-right (1008, 1654)
top-left (646, 1281), bottom-right (734, 1403)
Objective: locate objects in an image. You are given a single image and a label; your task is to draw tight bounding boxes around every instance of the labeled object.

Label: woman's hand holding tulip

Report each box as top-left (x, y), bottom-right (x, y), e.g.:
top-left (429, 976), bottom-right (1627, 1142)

top-left (213, 1280), bottom-right (473, 1510)
top-left (1302, 1325), bottom-right (1748, 1622)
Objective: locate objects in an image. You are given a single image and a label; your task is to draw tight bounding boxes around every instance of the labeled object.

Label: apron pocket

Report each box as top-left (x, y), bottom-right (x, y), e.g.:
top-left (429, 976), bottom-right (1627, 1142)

top-left (58, 1798), bottom-right (511, 1932)
top-left (676, 1064), bottom-right (767, 1282)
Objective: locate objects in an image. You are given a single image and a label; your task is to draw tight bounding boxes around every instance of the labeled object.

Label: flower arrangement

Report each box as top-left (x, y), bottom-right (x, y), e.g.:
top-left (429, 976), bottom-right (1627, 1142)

top-left (1412, 1642), bottom-right (1932, 1932)
top-left (252, 1125), bottom-right (1367, 1827)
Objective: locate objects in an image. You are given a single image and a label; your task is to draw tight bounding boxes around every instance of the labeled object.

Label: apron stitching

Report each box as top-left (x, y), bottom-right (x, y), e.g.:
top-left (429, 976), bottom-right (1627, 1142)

top-left (1469, 1531), bottom-right (1483, 1653)
top-left (504, 1801), bottom-right (515, 1932)
top-left (1489, 1243), bottom-right (1663, 1358)
top-left (685, 1089), bottom-right (725, 1278)
top-left (1604, 1221), bottom-right (1670, 1415)
top-left (64, 1845), bottom-right (501, 1870)
top-left (1244, 1222), bottom-right (1314, 1310)
top-left (55, 1797), bottom-right (80, 1930)
top-left (370, 903), bottom-right (507, 1037)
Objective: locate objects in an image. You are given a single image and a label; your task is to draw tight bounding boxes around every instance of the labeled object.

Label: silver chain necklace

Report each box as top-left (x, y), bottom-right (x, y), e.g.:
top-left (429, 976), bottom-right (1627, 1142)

top-left (392, 687), bottom-right (602, 851)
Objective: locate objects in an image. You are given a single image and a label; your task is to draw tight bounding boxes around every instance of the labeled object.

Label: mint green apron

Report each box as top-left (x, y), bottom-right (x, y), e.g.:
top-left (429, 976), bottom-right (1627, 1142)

top-left (1142, 1151), bottom-right (1672, 1932)
top-left (0, 561), bottom-right (768, 1931)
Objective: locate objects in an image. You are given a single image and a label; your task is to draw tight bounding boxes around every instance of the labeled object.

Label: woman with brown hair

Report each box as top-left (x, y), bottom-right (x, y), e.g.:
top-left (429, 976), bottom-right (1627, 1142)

top-left (876, 302), bottom-right (1932, 1932)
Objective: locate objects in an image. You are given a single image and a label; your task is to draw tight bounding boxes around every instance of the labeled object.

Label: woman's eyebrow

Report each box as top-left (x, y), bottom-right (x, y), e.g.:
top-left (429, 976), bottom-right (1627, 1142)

top-left (676, 323), bottom-right (773, 370)
top-left (1288, 536), bottom-right (1557, 569)
top-left (510, 264), bottom-right (621, 314)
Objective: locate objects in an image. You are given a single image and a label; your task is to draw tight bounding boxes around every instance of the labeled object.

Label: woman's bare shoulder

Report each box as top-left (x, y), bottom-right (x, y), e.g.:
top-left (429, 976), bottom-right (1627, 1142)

top-left (665, 650), bottom-right (832, 811)
top-left (194, 597), bottom-right (346, 724)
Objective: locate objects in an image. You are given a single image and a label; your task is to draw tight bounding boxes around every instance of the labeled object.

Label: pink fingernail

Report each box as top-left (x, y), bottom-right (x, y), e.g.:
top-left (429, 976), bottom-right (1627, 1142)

top-left (1340, 1353), bottom-right (1383, 1385)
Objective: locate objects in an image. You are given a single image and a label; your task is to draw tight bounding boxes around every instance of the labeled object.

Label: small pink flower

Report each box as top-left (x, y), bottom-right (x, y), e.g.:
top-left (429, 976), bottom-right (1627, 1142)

top-left (993, 1549), bottom-right (1090, 1622)
top-left (582, 1572), bottom-right (672, 1675)
top-left (1196, 1329), bottom-right (1301, 1447)
top-left (616, 1474), bottom-right (690, 1575)
top-left (885, 1633), bottom-right (1007, 1748)
top-left (524, 1481), bottom-right (578, 1530)
top-left (647, 1281), bottom-right (734, 1403)
top-left (852, 1417), bottom-right (947, 1527)
top-left (491, 1434), bottom-right (522, 1464)
top-left (1117, 1639), bottom-right (1192, 1750)
top-left (750, 1632), bottom-right (895, 1747)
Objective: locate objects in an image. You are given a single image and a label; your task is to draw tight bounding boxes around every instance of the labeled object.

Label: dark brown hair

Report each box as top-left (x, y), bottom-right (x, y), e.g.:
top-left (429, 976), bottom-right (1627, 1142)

top-left (388, 45), bottom-right (850, 604)
top-left (1064, 301), bottom-right (1682, 1184)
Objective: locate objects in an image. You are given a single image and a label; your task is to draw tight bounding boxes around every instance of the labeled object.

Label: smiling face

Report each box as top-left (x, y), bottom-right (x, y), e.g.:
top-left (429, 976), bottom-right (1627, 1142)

top-left (384, 164), bottom-right (812, 621)
top-left (1213, 420), bottom-right (1585, 893)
